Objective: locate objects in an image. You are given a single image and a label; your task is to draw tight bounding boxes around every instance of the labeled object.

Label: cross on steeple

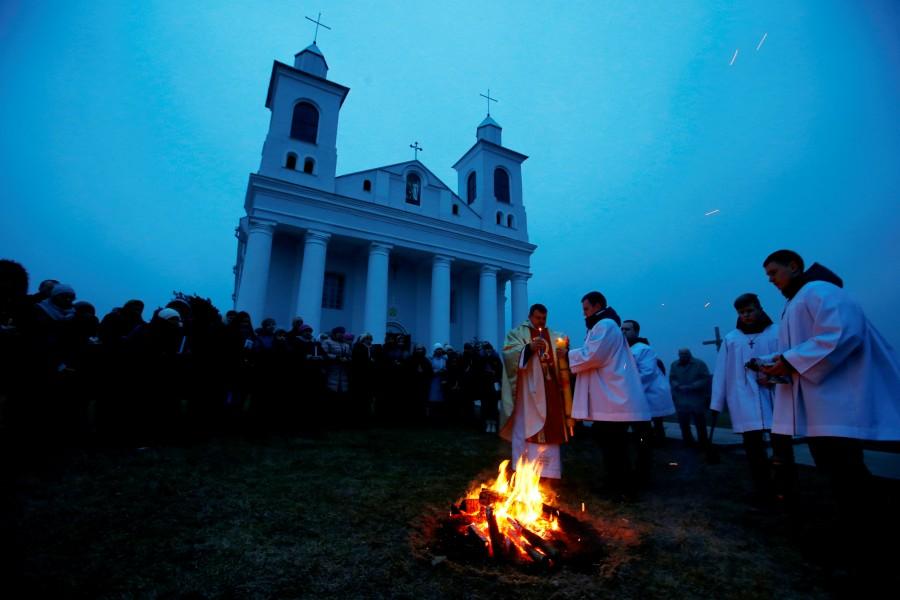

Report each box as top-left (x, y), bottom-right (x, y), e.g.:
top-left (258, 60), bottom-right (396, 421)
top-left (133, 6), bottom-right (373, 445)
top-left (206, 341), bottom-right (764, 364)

top-left (702, 326), bottom-right (724, 352)
top-left (409, 141), bottom-right (423, 160)
top-left (305, 12), bottom-right (331, 44)
top-left (480, 88), bottom-right (498, 116)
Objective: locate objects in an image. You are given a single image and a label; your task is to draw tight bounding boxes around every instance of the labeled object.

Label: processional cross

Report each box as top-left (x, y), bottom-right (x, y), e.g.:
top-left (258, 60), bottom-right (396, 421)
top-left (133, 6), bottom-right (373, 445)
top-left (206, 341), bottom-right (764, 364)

top-left (702, 326), bottom-right (724, 352)
top-left (305, 11), bottom-right (331, 44)
top-left (410, 141), bottom-right (423, 160)
top-left (480, 88), bottom-right (498, 116)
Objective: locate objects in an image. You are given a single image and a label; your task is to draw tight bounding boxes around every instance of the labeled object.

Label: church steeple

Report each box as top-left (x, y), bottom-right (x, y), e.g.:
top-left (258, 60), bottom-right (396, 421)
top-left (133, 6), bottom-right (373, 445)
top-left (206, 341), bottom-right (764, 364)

top-left (476, 115), bottom-right (502, 145)
top-left (294, 12), bottom-right (331, 79)
top-left (294, 42), bottom-right (328, 78)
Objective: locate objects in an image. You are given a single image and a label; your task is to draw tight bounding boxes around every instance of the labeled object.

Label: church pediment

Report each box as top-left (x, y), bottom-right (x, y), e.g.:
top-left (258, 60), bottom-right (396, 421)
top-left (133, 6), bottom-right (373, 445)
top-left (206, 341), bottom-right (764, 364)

top-left (338, 160), bottom-right (454, 194)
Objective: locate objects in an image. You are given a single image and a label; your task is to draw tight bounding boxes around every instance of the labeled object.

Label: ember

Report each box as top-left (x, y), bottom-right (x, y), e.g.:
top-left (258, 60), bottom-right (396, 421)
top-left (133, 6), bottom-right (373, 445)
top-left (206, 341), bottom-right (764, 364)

top-left (444, 458), bottom-right (605, 569)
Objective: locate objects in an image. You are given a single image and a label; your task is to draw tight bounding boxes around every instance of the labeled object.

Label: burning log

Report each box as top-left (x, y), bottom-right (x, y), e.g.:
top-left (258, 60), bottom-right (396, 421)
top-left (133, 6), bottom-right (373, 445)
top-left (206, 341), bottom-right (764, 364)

top-left (485, 507), bottom-right (506, 561)
top-left (511, 518), bottom-right (559, 559)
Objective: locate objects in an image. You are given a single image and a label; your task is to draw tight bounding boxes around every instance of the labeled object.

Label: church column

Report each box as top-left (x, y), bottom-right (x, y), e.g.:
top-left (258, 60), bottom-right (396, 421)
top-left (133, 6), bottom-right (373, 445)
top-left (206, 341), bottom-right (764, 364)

top-left (430, 255), bottom-right (453, 348)
top-left (478, 265), bottom-right (499, 348)
top-left (235, 219), bottom-right (276, 323)
top-left (510, 272), bottom-right (530, 326)
top-left (496, 275), bottom-right (508, 346)
top-left (296, 229), bottom-right (331, 334)
top-left (363, 242), bottom-right (392, 344)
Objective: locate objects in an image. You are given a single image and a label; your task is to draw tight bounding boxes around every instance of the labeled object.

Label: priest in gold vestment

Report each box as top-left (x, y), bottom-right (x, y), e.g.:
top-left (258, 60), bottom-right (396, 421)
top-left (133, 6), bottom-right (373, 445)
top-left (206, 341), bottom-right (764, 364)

top-left (499, 303), bottom-right (574, 479)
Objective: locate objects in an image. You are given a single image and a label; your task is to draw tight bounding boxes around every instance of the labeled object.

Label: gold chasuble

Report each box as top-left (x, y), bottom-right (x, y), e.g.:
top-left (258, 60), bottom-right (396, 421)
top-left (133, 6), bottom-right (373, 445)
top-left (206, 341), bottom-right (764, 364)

top-left (499, 322), bottom-right (574, 444)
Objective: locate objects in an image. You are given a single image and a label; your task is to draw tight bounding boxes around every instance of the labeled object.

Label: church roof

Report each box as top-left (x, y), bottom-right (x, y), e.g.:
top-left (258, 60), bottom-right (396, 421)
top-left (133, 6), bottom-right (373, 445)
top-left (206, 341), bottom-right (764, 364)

top-left (478, 115), bottom-right (502, 128)
top-left (451, 139), bottom-right (528, 170)
top-left (297, 42), bottom-right (324, 57)
top-left (265, 60), bottom-right (349, 109)
top-left (337, 160), bottom-right (459, 198)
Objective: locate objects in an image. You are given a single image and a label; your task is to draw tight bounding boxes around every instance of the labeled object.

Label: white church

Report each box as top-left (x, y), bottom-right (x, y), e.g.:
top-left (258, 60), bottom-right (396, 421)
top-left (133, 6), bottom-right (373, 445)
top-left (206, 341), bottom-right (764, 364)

top-left (232, 41), bottom-right (536, 350)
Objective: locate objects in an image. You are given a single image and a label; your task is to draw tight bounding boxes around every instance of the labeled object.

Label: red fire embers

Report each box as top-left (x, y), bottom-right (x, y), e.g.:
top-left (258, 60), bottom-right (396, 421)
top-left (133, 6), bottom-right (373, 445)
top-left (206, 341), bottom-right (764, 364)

top-left (446, 459), bottom-right (605, 569)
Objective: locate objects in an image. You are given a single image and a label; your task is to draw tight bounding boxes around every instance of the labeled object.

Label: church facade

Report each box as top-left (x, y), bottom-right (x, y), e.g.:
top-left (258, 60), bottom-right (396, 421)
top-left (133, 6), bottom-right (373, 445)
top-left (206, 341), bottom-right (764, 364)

top-left (232, 42), bottom-right (536, 350)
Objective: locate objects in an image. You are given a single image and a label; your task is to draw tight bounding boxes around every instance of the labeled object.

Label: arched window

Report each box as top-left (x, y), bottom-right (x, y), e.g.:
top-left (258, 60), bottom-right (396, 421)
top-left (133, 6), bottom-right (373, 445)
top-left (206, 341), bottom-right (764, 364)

top-left (363, 179), bottom-right (372, 192)
top-left (494, 167), bottom-right (510, 203)
top-left (285, 153), bottom-right (298, 170)
top-left (290, 101), bottom-right (319, 143)
top-left (496, 211), bottom-right (503, 225)
top-left (466, 172), bottom-right (477, 204)
top-left (452, 204), bottom-right (459, 216)
top-left (405, 173), bottom-right (421, 205)
top-left (303, 157), bottom-right (315, 174)
top-left (507, 214), bottom-right (515, 228)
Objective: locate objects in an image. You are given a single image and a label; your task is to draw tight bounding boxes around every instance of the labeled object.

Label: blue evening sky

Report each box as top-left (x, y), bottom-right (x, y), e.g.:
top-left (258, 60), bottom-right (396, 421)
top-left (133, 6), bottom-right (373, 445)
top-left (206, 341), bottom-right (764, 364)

top-left (1, 0), bottom-right (898, 365)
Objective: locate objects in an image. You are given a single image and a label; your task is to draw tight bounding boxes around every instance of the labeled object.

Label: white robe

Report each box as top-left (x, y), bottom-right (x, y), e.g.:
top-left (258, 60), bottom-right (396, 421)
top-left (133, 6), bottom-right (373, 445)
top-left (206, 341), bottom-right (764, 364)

top-left (762, 281), bottom-right (900, 440)
top-left (710, 325), bottom-right (780, 433)
top-left (511, 345), bottom-right (561, 478)
top-left (568, 319), bottom-right (651, 422)
top-left (630, 342), bottom-right (676, 418)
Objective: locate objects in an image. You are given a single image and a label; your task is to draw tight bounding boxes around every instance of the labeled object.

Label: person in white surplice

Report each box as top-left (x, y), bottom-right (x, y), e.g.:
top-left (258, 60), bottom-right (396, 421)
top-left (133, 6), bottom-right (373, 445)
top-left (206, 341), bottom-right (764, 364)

top-left (621, 319), bottom-right (674, 480)
top-left (710, 293), bottom-right (795, 504)
top-left (757, 249), bottom-right (900, 573)
top-left (568, 291), bottom-right (651, 498)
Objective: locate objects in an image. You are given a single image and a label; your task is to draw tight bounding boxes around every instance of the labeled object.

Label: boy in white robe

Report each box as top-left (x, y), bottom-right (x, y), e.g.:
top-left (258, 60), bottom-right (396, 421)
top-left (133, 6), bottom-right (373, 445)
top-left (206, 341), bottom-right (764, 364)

top-left (711, 293), bottom-right (795, 503)
top-left (622, 319), bottom-right (674, 479)
top-left (759, 249), bottom-right (900, 573)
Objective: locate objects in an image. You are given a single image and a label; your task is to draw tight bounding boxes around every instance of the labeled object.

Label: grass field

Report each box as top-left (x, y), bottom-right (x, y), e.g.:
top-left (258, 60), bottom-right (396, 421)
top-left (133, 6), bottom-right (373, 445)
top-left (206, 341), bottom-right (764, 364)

top-left (3, 426), bottom-right (896, 599)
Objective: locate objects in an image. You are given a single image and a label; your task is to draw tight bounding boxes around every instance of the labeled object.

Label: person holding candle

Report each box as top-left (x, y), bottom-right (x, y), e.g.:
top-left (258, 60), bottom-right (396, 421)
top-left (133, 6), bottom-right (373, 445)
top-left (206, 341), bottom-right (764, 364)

top-left (569, 291), bottom-right (652, 499)
top-left (499, 303), bottom-right (574, 480)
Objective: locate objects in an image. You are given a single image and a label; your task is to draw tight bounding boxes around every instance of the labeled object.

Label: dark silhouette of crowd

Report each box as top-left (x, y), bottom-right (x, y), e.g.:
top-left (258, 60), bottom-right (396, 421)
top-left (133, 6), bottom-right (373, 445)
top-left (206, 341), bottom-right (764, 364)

top-left (0, 259), bottom-right (505, 450)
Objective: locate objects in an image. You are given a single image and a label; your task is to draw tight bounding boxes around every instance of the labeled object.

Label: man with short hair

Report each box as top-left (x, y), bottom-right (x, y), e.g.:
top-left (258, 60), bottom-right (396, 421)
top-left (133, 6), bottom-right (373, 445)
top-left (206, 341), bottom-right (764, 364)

top-left (758, 250), bottom-right (900, 542)
top-left (711, 293), bottom-right (794, 504)
top-left (669, 348), bottom-right (711, 447)
top-left (500, 303), bottom-right (573, 480)
top-left (569, 292), bottom-right (651, 495)
top-left (622, 319), bottom-right (675, 475)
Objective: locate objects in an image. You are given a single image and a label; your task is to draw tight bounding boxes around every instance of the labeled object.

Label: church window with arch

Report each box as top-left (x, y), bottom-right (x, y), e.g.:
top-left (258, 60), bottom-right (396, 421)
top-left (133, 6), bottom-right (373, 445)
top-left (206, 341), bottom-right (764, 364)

top-left (363, 179), bottom-right (372, 192)
top-left (496, 211), bottom-right (503, 225)
top-left (290, 101), bottom-right (319, 143)
top-left (303, 157), bottom-right (315, 174)
top-left (494, 167), bottom-right (510, 203)
top-left (507, 214), bottom-right (515, 228)
top-left (285, 152), bottom-right (298, 170)
top-left (405, 173), bottom-right (422, 205)
top-left (452, 204), bottom-right (459, 216)
top-left (466, 172), bottom-right (476, 204)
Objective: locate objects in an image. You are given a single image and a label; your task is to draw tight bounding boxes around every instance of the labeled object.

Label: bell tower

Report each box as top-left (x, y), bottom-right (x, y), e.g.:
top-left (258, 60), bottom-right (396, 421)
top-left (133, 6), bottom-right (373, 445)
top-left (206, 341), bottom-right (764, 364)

top-left (257, 21), bottom-right (349, 193)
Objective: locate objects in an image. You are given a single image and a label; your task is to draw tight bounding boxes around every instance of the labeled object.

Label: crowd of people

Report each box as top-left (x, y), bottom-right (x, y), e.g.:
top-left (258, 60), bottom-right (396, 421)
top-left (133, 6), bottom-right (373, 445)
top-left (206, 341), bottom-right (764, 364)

top-left (0, 259), bottom-right (510, 449)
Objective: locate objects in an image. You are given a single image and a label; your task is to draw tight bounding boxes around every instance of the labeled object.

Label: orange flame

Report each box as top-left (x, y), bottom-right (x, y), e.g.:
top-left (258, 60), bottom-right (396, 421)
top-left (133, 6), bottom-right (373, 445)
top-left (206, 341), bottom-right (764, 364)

top-left (462, 457), bottom-right (558, 558)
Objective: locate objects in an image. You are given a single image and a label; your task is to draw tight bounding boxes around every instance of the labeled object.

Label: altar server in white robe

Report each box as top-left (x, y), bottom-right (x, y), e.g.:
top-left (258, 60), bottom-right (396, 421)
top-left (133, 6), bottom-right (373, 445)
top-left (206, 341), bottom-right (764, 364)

top-left (759, 250), bottom-right (900, 570)
top-left (622, 319), bottom-right (674, 478)
top-left (569, 291), bottom-right (651, 496)
top-left (711, 293), bottom-right (794, 502)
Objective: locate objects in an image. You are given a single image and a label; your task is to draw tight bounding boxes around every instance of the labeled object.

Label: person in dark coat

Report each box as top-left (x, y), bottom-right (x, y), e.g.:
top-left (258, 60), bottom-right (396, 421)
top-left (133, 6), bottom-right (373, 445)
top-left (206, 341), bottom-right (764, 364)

top-left (669, 348), bottom-right (711, 447)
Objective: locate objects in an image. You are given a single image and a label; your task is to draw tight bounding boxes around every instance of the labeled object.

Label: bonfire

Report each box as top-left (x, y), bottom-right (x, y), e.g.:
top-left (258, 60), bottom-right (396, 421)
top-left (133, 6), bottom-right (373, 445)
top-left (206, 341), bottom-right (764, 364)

top-left (446, 457), bottom-right (605, 569)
